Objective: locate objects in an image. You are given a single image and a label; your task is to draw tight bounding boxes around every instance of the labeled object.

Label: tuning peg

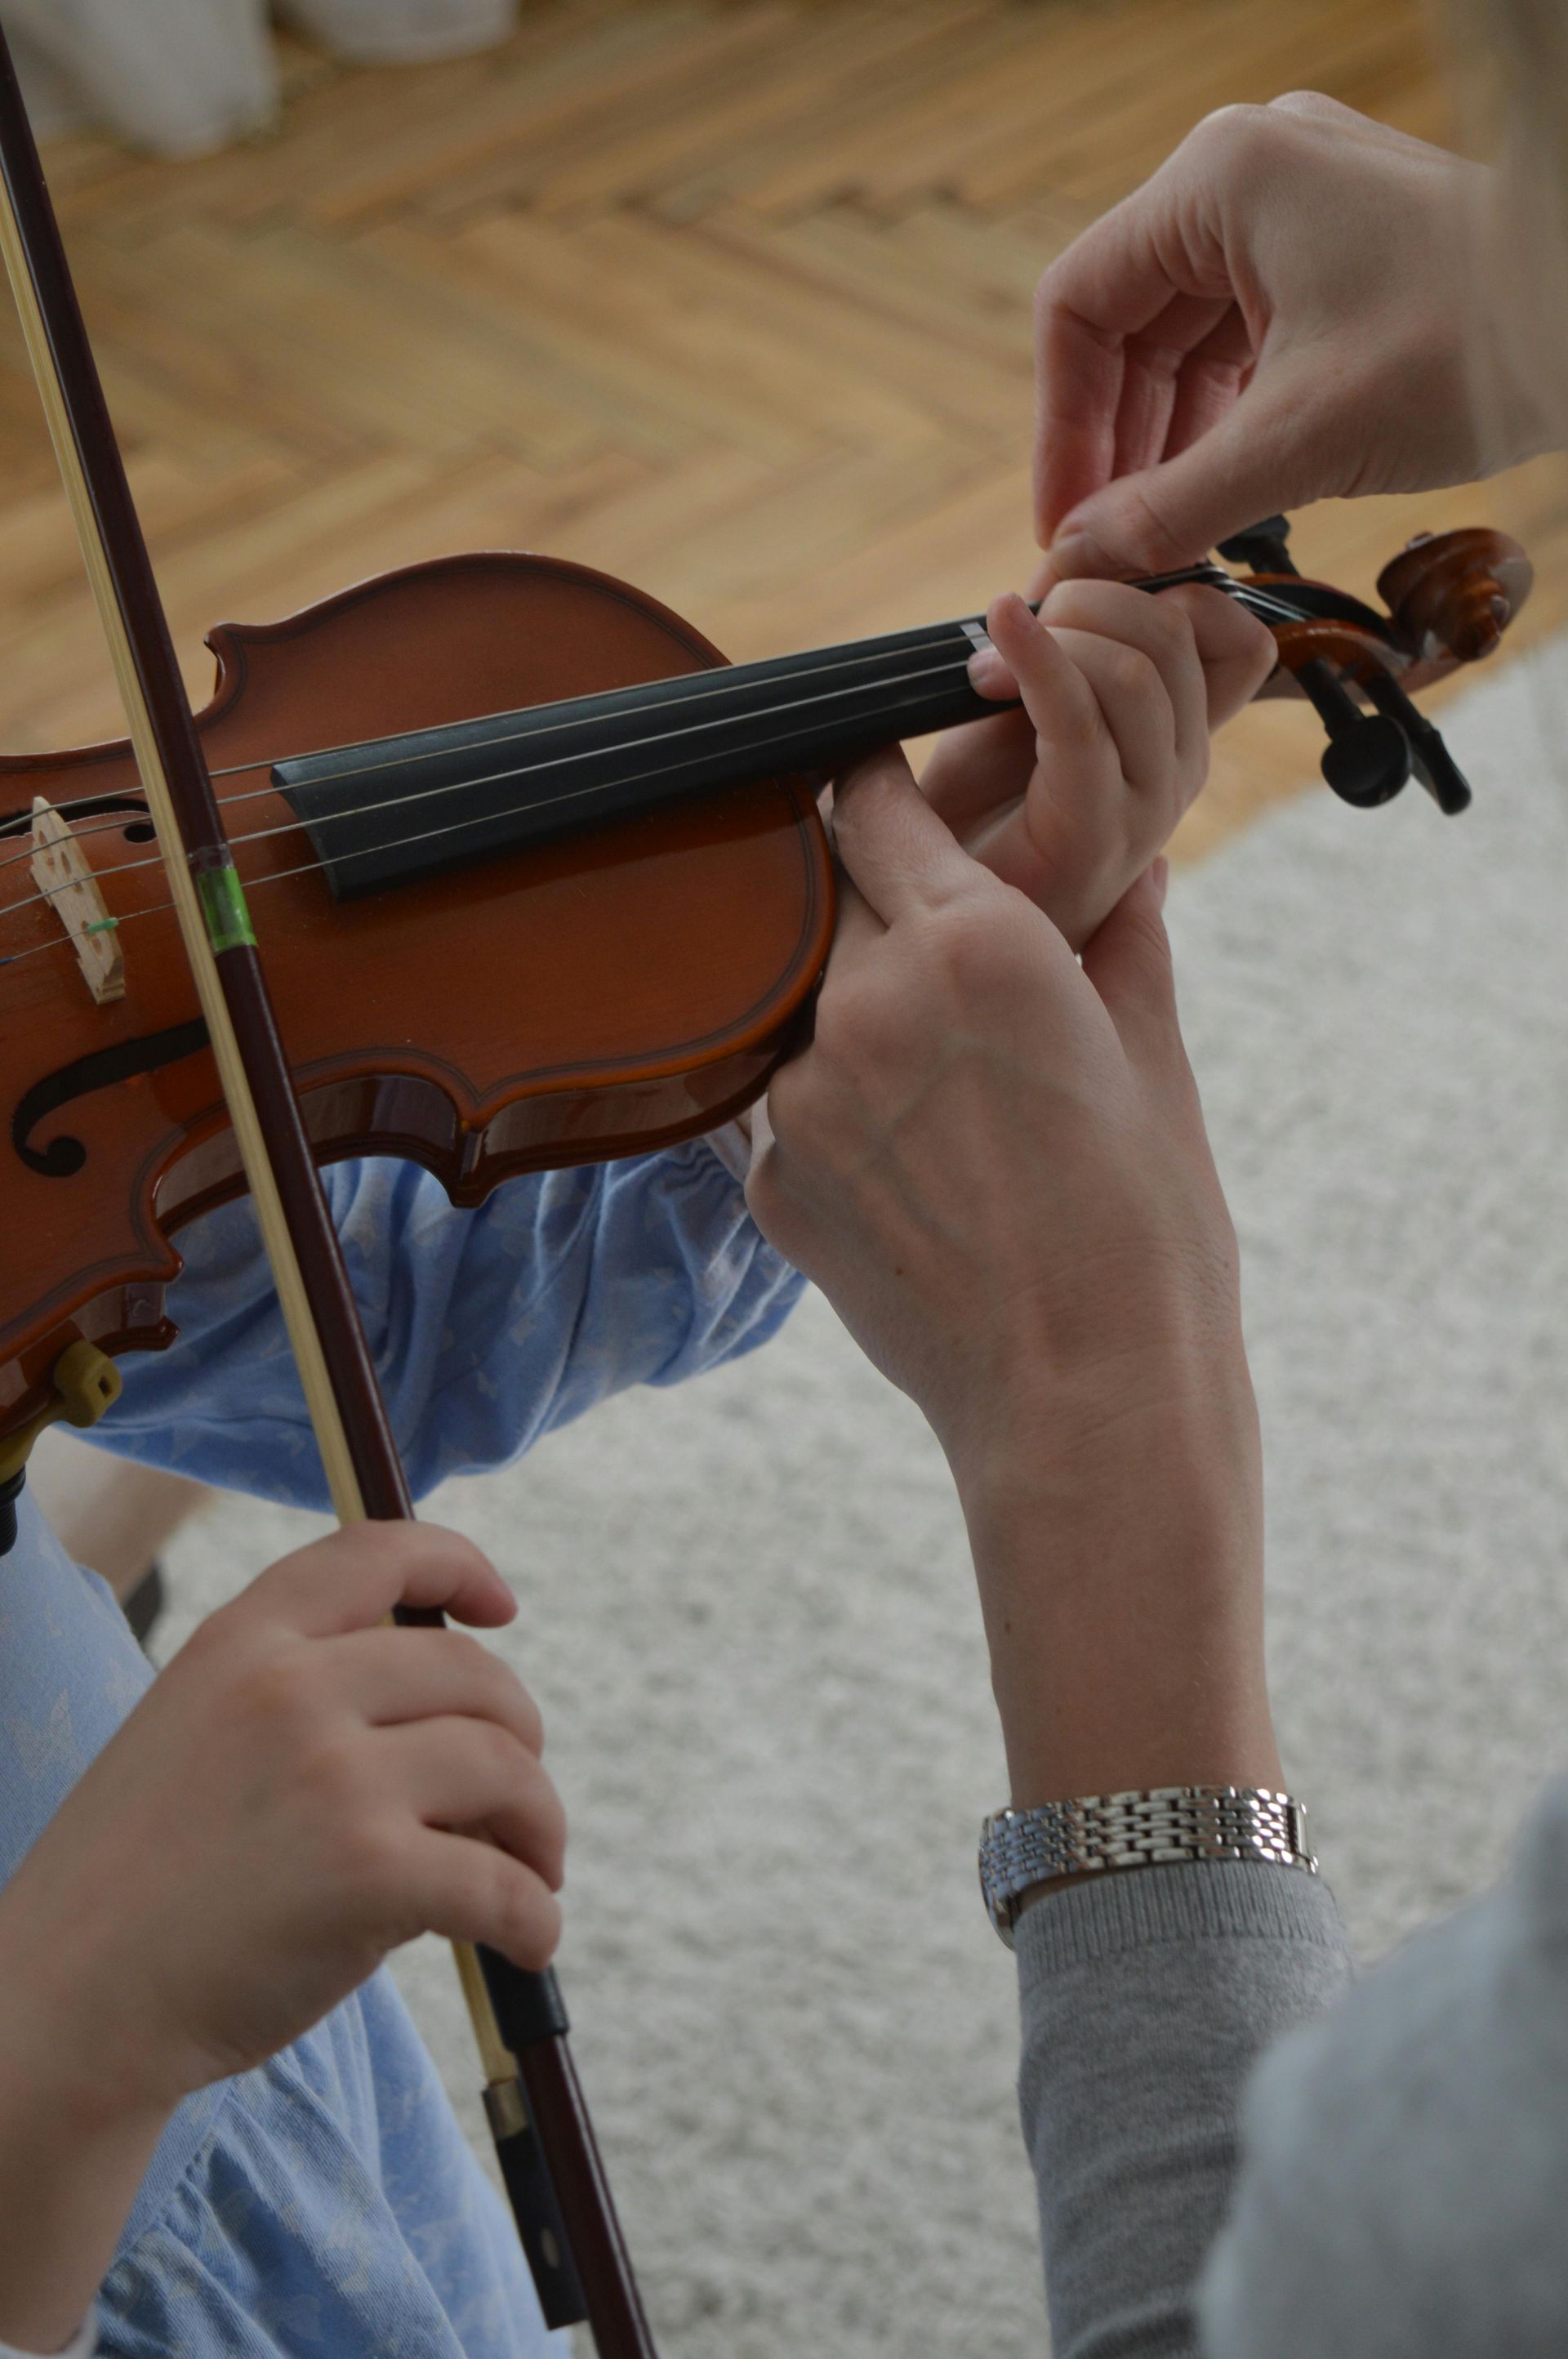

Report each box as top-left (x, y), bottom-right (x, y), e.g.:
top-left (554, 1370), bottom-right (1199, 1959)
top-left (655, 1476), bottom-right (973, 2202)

top-left (1360, 668), bottom-right (1472, 814)
top-left (1217, 515), bottom-right (1298, 577)
top-left (1292, 655), bottom-right (1411, 807)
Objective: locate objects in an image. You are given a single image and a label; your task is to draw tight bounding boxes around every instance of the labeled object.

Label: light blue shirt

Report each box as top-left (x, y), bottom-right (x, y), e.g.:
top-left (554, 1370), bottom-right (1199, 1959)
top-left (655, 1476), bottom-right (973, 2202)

top-left (0, 1144), bottom-right (801, 2357)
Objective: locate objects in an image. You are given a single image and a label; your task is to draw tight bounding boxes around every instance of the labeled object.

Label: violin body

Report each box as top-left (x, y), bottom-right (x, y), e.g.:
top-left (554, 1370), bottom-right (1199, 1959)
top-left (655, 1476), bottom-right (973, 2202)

top-left (0, 554), bottom-right (832, 1434)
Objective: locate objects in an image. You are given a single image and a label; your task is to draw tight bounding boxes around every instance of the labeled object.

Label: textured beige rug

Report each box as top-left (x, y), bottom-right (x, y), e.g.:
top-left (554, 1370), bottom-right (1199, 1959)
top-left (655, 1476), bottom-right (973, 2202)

top-left (149, 638), bottom-right (1568, 2357)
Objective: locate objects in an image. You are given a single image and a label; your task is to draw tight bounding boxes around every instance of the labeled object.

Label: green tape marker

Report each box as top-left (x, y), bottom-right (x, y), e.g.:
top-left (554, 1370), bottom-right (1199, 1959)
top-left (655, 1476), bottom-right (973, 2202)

top-left (85, 916), bottom-right (118, 936)
top-left (197, 864), bottom-right (257, 956)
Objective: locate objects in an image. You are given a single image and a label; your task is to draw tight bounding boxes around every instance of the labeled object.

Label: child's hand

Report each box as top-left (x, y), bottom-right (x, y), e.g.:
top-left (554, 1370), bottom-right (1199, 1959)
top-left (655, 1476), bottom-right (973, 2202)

top-left (918, 581), bottom-right (1274, 948)
top-left (0, 1523), bottom-right (564, 2117)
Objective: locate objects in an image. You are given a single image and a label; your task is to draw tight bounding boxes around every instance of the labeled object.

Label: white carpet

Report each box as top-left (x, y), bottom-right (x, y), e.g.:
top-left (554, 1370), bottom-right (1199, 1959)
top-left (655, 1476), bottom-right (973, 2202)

top-left (154, 638), bottom-right (1568, 2358)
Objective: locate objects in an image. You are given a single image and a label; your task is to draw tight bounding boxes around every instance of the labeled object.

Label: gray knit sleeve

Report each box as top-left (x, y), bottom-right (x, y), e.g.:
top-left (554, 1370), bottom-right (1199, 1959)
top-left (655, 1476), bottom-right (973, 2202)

top-left (1198, 1774), bottom-right (1568, 2359)
top-left (1016, 1861), bottom-right (1353, 2358)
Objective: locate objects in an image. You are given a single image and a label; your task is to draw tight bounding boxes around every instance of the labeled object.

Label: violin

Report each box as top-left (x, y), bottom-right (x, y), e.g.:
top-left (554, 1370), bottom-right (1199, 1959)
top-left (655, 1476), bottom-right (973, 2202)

top-left (0, 25), bottom-right (1531, 2356)
top-left (0, 521), bottom-right (1531, 1458)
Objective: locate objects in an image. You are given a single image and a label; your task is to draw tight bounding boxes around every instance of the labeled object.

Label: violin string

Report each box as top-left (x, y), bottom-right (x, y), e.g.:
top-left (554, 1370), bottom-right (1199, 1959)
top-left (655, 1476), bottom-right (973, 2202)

top-left (0, 621), bottom-right (987, 890)
top-left (0, 597), bottom-right (1322, 974)
top-left (0, 635), bottom-right (986, 894)
top-left (200, 623), bottom-right (982, 792)
top-left (0, 574), bottom-right (1386, 976)
top-left (0, 566), bottom-right (1320, 882)
top-left (0, 573), bottom-right (1349, 934)
top-left (196, 569), bottom-right (1325, 787)
top-left (0, 671), bottom-right (987, 968)
top-left (0, 665), bottom-right (989, 945)
top-left (0, 907), bottom-right (168, 968)
top-left (0, 647), bottom-right (990, 925)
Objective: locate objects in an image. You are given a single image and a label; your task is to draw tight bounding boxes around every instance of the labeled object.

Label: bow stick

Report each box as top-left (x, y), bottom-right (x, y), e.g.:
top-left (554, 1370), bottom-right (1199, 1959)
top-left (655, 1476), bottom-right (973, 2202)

top-left (0, 33), bottom-right (655, 2357)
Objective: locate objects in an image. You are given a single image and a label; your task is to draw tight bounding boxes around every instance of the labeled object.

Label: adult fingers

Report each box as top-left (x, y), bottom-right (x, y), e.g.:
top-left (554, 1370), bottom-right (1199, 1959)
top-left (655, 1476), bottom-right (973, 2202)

top-left (1033, 98), bottom-right (1414, 573)
top-left (329, 1625), bottom-right (545, 1758)
top-left (1106, 288), bottom-right (1243, 490)
top-left (1033, 187), bottom-right (1235, 544)
top-left (382, 1718), bottom-right (568, 1889)
top-left (1156, 304), bottom-right (1256, 468)
top-left (1096, 91), bottom-right (1424, 479)
top-left (1032, 101), bottom-right (1292, 546)
top-left (819, 831), bottom-right (884, 957)
top-left (242, 1523), bottom-right (515, 1643)
top-left (829, 745), bottom-right (989, 925)
top-left (1046, 353), bottom-right (1357, 579)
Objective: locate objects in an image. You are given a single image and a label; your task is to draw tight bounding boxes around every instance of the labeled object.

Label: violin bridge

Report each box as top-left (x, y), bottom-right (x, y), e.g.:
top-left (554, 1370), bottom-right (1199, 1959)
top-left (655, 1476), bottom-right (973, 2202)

top-left (30, 793), bottom-right (124, 1006)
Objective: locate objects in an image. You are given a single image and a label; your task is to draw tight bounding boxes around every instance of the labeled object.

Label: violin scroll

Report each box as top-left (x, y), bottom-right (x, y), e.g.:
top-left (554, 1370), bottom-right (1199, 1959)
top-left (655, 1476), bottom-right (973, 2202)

top-left (1377, 527), bottom-right (1533, 667)
top-left (1212, 515), bottom-right (1533, 817)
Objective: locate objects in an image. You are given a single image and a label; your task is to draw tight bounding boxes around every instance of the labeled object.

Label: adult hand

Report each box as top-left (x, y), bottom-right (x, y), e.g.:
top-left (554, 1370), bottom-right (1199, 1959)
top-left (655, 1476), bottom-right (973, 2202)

top-left (714, 574), bottom-right (1271, 1175)
top-left (747, 756), bottom-right (1276, 1807)
top-left (1033, 96), bottom-right (1544, 581)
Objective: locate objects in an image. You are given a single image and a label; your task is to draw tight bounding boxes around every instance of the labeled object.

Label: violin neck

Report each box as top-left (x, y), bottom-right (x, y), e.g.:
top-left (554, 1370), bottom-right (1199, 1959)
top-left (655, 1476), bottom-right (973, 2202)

top-left (274, 616), bottom-right (1004, 901)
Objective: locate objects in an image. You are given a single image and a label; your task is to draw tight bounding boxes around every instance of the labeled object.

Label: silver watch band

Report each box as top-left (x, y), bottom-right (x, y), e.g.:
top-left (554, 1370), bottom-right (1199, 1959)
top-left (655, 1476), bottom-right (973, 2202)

top-left (978, 1784), bottom-right (1316, 1947)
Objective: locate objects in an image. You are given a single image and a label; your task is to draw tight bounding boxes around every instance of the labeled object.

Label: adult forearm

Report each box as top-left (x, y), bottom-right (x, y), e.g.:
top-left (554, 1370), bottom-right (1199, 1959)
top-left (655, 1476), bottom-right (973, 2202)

top-left (952, 1358), bottom-right (1348, 2353)
top-left (955, 1355), bottom-right (1279, 1808)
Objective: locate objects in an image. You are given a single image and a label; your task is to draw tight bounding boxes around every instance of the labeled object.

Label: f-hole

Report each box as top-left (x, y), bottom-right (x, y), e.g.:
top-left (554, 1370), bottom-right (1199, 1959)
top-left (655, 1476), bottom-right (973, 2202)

top-left (12, 1018), bottom-right (212, 1178)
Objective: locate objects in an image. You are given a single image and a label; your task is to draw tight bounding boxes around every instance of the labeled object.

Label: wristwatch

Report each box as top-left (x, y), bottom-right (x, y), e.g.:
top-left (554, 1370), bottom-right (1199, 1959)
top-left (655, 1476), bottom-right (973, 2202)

top-left (979, 1784), bottom-right (1316, 1947)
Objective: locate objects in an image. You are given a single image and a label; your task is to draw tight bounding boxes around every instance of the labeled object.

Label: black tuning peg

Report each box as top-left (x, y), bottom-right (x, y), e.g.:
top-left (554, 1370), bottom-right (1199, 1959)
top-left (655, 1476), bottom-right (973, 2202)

top-left (1216, 518), bottom-right (1412, 806)
top-left (1294, 655), bottom-right (1412, 808)
top-left (1214, 513), bottom-right (1471, 816)
top-left (1359, 668), bottom-right (1472, 814)
top-left (1217, 515), bottom-right (1298, 577)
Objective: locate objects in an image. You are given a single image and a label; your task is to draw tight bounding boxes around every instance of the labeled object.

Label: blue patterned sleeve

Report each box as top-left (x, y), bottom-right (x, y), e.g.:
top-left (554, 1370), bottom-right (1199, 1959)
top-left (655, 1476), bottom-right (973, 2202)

top-left (94, 1144), bottom-right (803, 1506)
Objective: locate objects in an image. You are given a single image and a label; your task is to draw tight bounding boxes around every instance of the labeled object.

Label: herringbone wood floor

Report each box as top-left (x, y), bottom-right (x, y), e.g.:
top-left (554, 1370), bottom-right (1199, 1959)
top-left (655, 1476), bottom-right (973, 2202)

top-left (4, 0), bottom-right (1565, 855)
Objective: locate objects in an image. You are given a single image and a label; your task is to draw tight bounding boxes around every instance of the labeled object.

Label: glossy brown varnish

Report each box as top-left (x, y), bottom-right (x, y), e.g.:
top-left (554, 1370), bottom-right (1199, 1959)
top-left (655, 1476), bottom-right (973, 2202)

top-left (0, 553), bottom-right (834, 1432)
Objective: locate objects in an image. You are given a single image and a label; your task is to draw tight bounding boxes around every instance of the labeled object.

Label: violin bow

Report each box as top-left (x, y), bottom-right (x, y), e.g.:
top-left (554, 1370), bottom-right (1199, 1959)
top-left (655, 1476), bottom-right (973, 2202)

top-left (0, 33), bottom-right (655, 2357)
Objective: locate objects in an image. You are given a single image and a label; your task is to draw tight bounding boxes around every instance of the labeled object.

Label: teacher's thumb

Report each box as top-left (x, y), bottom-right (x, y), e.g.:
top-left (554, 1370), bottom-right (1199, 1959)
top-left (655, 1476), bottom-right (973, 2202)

top-left (1079, 860), bottom-right (1188, 1078)
top-left (1044, 371), bottom-right (1335, 583)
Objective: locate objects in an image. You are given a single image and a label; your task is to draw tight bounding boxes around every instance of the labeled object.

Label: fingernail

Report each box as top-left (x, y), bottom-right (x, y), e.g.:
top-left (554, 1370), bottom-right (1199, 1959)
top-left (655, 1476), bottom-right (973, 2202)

top-left (1051, 523), bottom-right (1113, 579)
top-left (967, 645), bottom-right (1012, 696)
top-left (1152, 856), bottom-right (1169, 907)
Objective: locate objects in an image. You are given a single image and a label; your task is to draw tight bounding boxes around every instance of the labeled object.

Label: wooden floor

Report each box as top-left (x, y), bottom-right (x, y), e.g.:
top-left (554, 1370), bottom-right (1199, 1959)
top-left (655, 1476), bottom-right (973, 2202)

top-left (3, 0), bottom-right (1565, 857)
